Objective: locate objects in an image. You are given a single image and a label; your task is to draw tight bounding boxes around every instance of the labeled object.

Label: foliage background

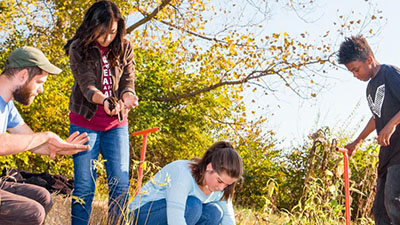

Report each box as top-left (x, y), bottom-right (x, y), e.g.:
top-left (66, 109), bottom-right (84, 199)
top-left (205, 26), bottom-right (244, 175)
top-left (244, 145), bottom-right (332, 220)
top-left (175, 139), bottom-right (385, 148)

top-left (0, 0), bottom-right (384, 223)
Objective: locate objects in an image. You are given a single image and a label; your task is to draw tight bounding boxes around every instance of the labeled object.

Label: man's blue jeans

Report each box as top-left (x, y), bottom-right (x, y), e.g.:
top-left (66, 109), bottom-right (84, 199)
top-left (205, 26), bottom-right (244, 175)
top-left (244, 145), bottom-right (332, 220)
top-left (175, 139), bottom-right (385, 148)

top-left (130, 196), bottom-right (223, 225)
top-left (373, 164), bottom-right (400, 225)
top-left (70, 124), bottom-right (130, 225)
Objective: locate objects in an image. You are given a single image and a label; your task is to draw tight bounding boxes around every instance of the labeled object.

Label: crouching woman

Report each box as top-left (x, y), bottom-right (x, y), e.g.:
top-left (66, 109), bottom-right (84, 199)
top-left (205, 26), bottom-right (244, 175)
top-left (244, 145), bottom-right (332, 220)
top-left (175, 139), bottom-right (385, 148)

top-left (129, 141), bottom-right (243, 225)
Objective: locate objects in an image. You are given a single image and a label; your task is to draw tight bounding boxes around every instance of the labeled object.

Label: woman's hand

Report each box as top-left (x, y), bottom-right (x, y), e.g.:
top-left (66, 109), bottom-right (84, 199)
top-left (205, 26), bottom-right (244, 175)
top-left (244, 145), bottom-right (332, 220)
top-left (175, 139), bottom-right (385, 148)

top-left (122, 92), bottom-right (139, 110)
top-left (103, 97), bottom-right (121, 116)
top-left (103, 93), bottom-right (138, 120)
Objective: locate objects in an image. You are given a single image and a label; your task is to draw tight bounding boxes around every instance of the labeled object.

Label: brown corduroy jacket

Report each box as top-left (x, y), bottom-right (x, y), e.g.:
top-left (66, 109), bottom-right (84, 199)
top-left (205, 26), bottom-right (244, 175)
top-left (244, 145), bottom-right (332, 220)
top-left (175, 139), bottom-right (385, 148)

top-left (68, 38), bottom-right (136, 121)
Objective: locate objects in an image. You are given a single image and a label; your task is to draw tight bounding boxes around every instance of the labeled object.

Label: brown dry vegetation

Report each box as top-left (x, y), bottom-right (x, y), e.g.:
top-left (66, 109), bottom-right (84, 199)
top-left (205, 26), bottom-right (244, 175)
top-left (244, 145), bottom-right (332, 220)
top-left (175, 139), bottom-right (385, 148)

top-left (45, 194), bottom-right (108, 225)
top-left (44, 194), bottom-right (271, 225)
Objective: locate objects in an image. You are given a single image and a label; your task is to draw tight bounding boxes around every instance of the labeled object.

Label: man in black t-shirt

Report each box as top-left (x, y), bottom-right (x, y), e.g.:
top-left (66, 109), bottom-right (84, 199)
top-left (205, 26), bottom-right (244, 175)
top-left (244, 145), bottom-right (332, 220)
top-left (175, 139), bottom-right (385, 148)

top-left (338, 35), bottom-right (400, 224)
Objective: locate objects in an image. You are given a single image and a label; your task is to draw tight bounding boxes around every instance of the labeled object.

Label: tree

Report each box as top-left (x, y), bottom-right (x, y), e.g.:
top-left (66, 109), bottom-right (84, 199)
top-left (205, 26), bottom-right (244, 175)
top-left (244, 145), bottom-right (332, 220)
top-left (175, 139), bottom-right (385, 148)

top-left (0, 0), bottom-right (385, 208)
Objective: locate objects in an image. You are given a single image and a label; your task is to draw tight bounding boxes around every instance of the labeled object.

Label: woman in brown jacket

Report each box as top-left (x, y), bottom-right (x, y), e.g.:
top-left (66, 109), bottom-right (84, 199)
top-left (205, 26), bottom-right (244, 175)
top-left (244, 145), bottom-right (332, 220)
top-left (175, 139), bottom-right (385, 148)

top-left (64, 1), bottom-right (138, 224)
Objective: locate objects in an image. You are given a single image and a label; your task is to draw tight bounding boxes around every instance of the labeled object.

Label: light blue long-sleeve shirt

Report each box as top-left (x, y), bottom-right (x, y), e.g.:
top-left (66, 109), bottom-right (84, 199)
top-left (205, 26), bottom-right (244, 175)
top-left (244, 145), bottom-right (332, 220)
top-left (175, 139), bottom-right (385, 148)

top-left (129, 160), bottom-right (236, 225)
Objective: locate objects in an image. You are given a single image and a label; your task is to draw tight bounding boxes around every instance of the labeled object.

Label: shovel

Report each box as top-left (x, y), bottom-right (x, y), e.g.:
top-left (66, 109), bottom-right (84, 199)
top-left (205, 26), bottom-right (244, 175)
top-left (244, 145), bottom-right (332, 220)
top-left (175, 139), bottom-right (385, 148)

top-left (132, 127), bottom-right (160, 195)
top-left (336, 147), bottom-right (351, 225)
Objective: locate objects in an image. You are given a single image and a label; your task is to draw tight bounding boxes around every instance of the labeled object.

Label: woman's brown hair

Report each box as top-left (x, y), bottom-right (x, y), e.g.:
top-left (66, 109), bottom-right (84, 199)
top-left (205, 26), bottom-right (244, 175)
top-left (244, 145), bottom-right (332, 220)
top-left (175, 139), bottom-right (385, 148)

top-left (190, 141), bottom-right (243, 201)
top-left (64, 0), bottom-right (126, 66)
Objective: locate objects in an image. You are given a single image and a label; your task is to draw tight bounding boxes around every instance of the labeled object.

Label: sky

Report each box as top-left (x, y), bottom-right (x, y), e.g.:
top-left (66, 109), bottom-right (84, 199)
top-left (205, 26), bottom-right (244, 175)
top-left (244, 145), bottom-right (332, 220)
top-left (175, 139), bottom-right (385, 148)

top-left (258, 0), bottom-right (400, 147)
top-left (127, 0), bottom-right (400, 148)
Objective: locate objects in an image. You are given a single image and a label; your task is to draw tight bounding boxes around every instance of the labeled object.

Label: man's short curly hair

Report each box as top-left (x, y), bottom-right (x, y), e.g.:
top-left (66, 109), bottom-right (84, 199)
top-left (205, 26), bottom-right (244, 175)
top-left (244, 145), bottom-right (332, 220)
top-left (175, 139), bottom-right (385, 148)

top-left (338, 35), bottom-right (374, 65)
top-left (1, 66), bottom-right (43, 80)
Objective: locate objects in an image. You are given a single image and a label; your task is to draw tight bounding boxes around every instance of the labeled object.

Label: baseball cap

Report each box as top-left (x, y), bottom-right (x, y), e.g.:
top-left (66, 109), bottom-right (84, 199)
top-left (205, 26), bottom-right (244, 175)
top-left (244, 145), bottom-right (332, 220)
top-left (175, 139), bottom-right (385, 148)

top-left (5, 46), bottom-right (62, 74)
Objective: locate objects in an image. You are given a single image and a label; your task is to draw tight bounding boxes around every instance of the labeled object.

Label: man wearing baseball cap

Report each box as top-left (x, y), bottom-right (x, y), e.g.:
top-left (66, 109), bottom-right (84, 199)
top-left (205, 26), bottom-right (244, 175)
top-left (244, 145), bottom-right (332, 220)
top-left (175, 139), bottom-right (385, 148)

top-left (0, 46), bottom-right (90, 225)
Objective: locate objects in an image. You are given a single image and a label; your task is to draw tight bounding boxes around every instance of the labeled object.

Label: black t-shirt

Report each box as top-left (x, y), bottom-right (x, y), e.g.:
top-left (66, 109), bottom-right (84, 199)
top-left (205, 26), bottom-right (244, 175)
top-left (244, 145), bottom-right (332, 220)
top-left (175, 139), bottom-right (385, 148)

top-left (366, 64), bottom-right (400, 177)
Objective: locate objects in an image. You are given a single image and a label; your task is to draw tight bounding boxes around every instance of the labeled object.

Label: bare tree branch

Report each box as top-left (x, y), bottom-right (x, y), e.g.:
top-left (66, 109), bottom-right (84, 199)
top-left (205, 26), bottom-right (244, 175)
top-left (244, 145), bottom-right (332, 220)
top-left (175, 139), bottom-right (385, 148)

top-left (148, 69), bottom-right (274, 102)
top-left (158, 19), bottom-right (263, 49)
top-left (147, 53), bottom-right (335, 102)
top-left (150, 78), bottom-right (250, 102)
top-left (126, 0), bottom-right (172, 34)
top-left (159, 19), bottom-right (216, 42)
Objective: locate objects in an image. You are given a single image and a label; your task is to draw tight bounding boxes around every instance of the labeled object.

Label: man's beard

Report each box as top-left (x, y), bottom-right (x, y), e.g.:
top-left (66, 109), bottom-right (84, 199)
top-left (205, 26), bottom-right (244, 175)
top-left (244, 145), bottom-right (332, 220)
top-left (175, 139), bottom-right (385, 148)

top-left (13, 82), bottom-right (34, 105)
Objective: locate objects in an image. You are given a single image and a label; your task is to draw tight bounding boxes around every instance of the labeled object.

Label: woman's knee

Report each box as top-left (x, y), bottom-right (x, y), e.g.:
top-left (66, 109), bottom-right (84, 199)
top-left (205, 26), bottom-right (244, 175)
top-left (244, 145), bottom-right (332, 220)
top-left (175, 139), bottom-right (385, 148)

top-left (202, 203), bottom-right (223, 225)
top-left (72, 175), bottom-right (96, 198)
top-left (108, 176), bottom-right (129, 194)
top-left (185, 196), bottom-right (202, 224)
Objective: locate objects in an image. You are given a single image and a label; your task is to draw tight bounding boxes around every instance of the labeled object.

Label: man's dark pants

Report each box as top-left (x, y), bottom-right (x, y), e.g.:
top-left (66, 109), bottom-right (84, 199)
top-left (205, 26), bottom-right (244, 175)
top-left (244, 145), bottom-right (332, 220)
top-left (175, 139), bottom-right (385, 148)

top-left (373, 164), bottom-right (400, 225)
top-left (0, 181), bottom-right (52, 225)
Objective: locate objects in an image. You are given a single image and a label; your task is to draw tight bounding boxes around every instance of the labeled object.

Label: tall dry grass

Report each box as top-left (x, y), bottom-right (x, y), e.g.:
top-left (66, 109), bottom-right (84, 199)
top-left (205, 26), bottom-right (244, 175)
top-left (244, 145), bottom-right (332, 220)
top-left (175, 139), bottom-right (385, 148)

top-left (45, 194), bottom-right (108, 225)
top-left (45, 194), bottom-right (271, 225)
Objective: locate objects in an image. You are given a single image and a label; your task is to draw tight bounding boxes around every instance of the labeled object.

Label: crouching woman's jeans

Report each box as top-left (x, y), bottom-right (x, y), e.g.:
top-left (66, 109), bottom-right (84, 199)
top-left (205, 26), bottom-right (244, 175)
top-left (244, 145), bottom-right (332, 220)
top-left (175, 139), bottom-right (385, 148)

top-left (129, 196), bottom-right (223, 225)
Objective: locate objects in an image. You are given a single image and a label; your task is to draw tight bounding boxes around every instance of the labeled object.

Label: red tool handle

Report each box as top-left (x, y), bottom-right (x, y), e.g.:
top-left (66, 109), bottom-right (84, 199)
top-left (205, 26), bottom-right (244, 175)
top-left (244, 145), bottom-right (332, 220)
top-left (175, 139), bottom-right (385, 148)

top-left (132, 127), bottom-right (160, 195)
top-left (132, 127), bottom-right (161, 136)
top-left (336, 147), bottom-right (350, 225)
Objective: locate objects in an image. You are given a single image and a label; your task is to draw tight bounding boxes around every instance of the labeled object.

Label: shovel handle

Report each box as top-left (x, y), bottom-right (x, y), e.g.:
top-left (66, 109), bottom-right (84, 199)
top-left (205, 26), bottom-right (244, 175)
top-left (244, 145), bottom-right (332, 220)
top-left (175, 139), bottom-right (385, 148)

top-left (133, 127), bottom-right (160, 196)
top-left (336, 147), bottom-right (351, 225)
top-left (337, 147), bottom-right (348, 154)
top-left (132, 127), bottom-right (161, 136)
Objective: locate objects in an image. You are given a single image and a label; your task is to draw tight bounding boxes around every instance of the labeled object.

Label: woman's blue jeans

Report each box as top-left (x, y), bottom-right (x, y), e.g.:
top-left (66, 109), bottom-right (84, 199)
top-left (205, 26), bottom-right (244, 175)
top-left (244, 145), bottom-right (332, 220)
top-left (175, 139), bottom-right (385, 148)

top-left (130, 196), bottom-right (223, 225)
top-left (70, 124), bottom-right (130, 225)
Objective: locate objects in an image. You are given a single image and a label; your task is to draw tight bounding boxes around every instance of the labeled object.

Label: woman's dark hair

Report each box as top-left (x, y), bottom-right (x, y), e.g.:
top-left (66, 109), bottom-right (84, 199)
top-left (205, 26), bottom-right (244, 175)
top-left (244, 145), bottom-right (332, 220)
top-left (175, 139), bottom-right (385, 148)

top-left (338, 35), bottom-right (374, 65)
top-left (190, 141), bottom-right (243, 201)
top-left (64, 1), bottom-right (126, 66)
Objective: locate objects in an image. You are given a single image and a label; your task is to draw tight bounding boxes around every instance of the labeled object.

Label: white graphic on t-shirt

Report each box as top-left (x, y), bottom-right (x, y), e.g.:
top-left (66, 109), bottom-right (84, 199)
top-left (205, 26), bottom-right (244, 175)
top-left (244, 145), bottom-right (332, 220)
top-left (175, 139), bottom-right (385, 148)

top-left (367, 84), bottom-right (385, 118)
top-left (101, 55), bottom-right (113, 97)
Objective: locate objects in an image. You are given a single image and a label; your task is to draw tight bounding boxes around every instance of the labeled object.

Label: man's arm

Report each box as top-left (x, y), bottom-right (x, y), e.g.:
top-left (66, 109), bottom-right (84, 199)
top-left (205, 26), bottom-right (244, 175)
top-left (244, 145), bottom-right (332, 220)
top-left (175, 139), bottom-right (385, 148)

top-left (380, 70), bottom-right (400, 146)
top-left (3, 122), bottom-right (49, 155)
top-left (345, 116), bottom-right (375, 157)
top-left (0, 131), bottom-right (51, 155)
top-left (4, 123), bottom-right (89, 158)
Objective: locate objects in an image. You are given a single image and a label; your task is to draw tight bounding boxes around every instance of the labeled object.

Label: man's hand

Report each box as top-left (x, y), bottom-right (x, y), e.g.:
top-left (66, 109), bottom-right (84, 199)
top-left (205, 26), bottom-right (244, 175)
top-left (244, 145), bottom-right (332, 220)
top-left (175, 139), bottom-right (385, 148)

top-left (344, 116), bottom-right (375, 157)
top-left (378, 123), bottom-right (396, 146)
top-left (345, 139), bottom-right (362, 157)
top-left (46, 131), bottom-right (90, 159)
top-left (66, 131), bottom-right (89, 145)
